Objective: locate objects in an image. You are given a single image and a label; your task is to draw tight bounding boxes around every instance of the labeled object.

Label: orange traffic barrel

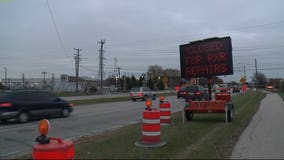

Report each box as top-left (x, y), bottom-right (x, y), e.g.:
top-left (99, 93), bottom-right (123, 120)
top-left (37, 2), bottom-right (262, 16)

top-left (135, 108), bottom-right (166, 147)
top-left (33, 137), bottom-right (74, 160)
top-left (159, 101), bottom-right (171, 125)
top-left (33, 119), bottom-right (74, 159)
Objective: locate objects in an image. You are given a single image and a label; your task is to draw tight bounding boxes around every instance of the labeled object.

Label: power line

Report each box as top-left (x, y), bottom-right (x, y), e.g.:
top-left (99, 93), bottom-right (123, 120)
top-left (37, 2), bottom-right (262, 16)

top-left (234, 45), bottom-right (284, 52)
top-left (46, 0), bottom-right (65, 50)
top-left (233, 20), bottom-right (284, 31)
top-left (81, 44), bottom-right (284, 57)
top-left (254, 67), bottom-right (284, 71)
top-left (191, 20), bottom-right (284, 41)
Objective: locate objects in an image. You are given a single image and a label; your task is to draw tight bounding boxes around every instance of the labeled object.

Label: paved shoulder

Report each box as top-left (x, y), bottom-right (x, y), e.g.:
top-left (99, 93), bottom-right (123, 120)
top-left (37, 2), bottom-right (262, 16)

top-left (231, 93), bottom-right (284, 159)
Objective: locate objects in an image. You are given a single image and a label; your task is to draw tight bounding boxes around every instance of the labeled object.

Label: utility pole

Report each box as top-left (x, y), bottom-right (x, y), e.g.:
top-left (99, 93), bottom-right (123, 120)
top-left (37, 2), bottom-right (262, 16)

top-left (255, 58), bottom-right (258, 92)
top-left (123, 72), bottom-right (126, 92)
top-left (238, 62), bottom-right (253, 82)
top-left (8, 79), bottom-right (10, 89)
top-left (118, 67), bottom-right (121, 80)
top-left (73, 48), bottom-right (82, 93)
top-left (243, 66), bottom-right (246, 80)
top-left (52, 73), bottom-right (55, 91)
top-left (142, 73), bottom-right (147, 87)
top-left (22, 73), bottom-right (25, 88)
top-left (98, 40), bottom-right (105, 89)
top-left (114, 58), bottom-right (118, 74)
top-left (4, 67), bottom-right (7, 87)
top-left (114, 58), bottom-right (118, 91)
top-left (41, 72), bottom-right (47, 88)
top-left (117, 67), bottom-right (121, 92)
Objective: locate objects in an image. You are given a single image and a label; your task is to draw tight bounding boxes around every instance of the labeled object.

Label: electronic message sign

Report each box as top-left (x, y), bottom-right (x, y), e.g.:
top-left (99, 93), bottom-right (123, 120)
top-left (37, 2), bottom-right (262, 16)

top-left (180, 37), bottom-right (233, 79)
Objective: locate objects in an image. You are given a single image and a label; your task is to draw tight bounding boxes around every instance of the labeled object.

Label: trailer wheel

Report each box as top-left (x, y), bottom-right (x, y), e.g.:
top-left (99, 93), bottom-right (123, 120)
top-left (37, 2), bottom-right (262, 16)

top-left (185, 111), bottom-right (193, 121)
top-left (227, 109), bottom-right (232, 122)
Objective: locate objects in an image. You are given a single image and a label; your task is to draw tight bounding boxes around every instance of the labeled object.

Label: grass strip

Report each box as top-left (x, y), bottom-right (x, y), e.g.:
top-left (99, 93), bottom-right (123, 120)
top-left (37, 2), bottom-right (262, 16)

top-left (70, 96), bottom-right (130, 105)
top-left (74, 91), bottom-right (265, 159)
top-left (278, 92), bottom-right (284, 101)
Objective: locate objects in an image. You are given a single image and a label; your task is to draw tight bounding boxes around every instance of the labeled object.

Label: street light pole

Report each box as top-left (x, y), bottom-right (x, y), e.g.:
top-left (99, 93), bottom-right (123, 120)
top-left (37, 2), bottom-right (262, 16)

top-left (42, 72), bottom-right (47, 88)
top-left (255, 58), bottom-right (258, 92)
top-left (4, 67), bottom-right (7, 87)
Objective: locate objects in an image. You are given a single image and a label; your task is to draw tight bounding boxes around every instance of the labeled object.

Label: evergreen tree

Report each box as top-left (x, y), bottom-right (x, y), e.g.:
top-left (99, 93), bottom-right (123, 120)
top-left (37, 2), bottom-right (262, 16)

top-left (148, 77), bottom-right (154, 90)
top-left (0, 83), bottom-right (6, 90)
top-left (130, 75), bottom-right (137, 88)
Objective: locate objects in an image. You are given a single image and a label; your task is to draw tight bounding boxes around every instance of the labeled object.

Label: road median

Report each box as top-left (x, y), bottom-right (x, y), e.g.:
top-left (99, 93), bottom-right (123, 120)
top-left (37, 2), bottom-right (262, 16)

top-left (70, 93), bottom-right (176, 105)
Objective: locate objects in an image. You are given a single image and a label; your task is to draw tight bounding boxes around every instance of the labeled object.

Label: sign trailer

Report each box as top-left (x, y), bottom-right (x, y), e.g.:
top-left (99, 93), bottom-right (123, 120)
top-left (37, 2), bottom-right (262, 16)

top-left (180, 36), bottom-right (233, 99)
top-left (180, 37), bottom-right (234, 123)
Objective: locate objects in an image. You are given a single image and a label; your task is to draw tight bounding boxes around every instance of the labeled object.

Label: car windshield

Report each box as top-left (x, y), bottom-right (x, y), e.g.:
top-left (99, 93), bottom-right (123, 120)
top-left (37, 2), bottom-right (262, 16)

top-left (186, 86), bottom-right (198, 92)
top-left (130, 88), bottom-right (140, 92)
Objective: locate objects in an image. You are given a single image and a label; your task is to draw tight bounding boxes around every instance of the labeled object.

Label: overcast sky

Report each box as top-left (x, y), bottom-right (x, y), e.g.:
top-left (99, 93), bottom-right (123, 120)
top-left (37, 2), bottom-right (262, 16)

top-left (1, 0), bottom-right (284, 82)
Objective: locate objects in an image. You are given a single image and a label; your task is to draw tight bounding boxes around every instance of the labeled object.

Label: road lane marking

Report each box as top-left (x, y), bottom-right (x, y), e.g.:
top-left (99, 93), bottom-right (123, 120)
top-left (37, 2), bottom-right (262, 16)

top-left (0, 147), bottom-right (31, 158)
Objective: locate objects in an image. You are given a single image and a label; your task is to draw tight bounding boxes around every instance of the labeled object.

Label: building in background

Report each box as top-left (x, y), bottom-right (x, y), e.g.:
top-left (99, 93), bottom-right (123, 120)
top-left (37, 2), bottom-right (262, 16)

top-left (1, 74), bottom-right (99, 93)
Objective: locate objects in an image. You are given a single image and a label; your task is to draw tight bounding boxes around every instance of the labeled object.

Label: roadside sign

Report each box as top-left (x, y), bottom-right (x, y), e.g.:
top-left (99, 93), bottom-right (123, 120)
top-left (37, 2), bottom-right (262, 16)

top-left (162, 76), bottom-right (168, 86)
top-left (180, 37), bottom-right (233, 78)
top-left (240, 77), bottom-right (246, 84)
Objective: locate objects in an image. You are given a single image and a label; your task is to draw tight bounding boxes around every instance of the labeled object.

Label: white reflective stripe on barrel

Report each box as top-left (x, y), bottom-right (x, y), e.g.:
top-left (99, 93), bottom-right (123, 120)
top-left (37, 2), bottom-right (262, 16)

top-left (160, 108), bottom-right (170, 111)
top-left (160, 116), bottom-right (171, 119)
top-left (142, 131), bottom-right (161, 136)
top-left (143, 119), bottom-right (160, 124)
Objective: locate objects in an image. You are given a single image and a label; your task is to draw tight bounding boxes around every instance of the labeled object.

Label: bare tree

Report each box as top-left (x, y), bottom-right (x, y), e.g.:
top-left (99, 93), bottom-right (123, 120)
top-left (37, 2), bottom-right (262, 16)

top-left (252, 72), bottom-right (267, 88)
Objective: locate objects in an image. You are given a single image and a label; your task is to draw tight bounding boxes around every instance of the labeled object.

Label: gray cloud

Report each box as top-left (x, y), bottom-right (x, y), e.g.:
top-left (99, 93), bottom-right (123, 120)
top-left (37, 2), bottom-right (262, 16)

top-left (1, 0), bottom-right (284, 82)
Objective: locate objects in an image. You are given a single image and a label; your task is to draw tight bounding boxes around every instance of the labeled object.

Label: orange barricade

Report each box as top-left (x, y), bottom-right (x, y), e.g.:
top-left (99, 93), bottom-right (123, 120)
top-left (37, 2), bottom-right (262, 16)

top-left (33, 138), bottom-right (74, 160)
top-left (32, 119), bottom-right (74, 160)
top-left (159, 101), bottom-right (171, 125)
top-left (135, 108), bottom-right (166, 147)
top-left (141, 109), bottom-right (161, 143)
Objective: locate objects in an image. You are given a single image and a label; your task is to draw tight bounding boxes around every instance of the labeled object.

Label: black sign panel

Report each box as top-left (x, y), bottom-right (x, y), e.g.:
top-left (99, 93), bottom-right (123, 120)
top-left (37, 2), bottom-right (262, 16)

top-left (180, 37), bottom-right (233, 78)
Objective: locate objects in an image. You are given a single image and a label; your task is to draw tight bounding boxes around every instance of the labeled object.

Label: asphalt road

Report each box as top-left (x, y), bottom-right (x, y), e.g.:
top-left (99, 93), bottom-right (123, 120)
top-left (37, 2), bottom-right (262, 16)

top-left (231, 92), bottom-right (284, 159)
top-left (60, 93), bottom-right (130, 101)
top-left (0, 96), bottom-right (185, 158)
top-left (60, 90), bottom-right (175, 101)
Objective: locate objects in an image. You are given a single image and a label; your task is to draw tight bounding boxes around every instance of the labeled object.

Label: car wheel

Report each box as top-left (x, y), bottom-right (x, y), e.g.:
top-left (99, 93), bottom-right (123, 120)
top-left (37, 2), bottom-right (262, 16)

top-left (185, 111), bottom-right (193, 121)
top-left (177, 96), bottom-right (180, 99)
top-left (152, 95), bottom-right (156, 100)
top-left (18, 112), bottom-right (29, 123)
top-left (143, 96), bottom-right (147, 101)
top-left (132, 98), bottom-right (136, 102)
top-left (61, 108), bottom-right (70, 117)
top-left (185, 97), bottom-right (189, 102)
top-left (0, 119), bottom-right (8, 123)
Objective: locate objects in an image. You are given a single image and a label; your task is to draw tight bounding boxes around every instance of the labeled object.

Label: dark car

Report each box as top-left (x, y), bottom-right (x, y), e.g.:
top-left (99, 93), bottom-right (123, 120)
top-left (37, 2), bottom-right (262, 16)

top-left (177, 87), bottom-right (187, 99)
top-left (0, 90), bottom-right (73, 123)
top-left (232, 86), bottom-right (240, 93)
top-left (184, 85), bottom-right (208, 102)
